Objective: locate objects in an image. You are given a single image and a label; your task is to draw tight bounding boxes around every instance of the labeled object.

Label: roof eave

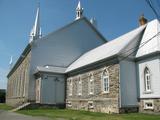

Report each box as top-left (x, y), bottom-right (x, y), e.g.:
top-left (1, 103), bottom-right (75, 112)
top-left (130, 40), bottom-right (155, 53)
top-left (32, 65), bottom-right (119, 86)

top-left (66, 54), bottom-right (119, 74)
top-left (135, 51), bottom-right (160, 61)
top-left (7, 44), bottom-right (31, 78)
top-left (34, 70), bottom-right (65, 75)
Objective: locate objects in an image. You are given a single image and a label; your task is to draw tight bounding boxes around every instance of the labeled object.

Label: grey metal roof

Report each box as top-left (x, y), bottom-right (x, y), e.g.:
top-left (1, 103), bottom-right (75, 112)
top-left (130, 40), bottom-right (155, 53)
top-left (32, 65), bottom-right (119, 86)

top-left (34, 66), bottom-right (67, 74)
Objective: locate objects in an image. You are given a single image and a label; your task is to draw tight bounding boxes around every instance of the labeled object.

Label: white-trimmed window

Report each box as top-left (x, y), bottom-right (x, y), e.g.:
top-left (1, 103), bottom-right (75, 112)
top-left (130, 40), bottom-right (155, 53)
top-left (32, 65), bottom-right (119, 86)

top-left (88, 73), bottom-right (94, 95)
top-left (77, 76), bottom-right (82, 96)
top-left (101, 69), bottom-right (109, 93)
top-left (68, 79), bottom-right (73, 96)
top-left (144, 67), bottom-right (151, 92)
top-left (144, 100), bottom-right (154, 110)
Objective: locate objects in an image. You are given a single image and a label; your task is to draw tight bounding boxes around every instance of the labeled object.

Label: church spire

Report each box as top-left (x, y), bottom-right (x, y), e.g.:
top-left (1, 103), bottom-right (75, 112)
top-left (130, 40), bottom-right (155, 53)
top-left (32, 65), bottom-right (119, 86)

top-left (29, 3), bottom-right (42, 43)
top-left (75, 1), bottom-right (83, 20)
top-left (9, 56), bottom-right (13, 69)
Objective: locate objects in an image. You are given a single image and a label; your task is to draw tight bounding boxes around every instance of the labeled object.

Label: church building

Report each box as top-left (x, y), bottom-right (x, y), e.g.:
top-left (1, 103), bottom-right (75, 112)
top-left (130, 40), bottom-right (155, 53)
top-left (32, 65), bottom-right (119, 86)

top-left (6, 1), bottom-right (160, 113)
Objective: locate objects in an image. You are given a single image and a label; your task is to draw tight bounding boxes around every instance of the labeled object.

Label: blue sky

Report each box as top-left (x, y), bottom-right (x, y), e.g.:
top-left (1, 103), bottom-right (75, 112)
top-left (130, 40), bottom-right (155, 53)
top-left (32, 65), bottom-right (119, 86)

top-left (0, 0), bottom-right (156, 89)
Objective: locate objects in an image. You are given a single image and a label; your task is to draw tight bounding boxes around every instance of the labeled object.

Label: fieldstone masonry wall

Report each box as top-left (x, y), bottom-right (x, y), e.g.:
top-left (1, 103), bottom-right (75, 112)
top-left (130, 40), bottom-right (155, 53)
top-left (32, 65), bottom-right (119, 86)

top-left (6, 51), bottom-right (31, 107)
top-left (66, 64), bottom-right (120, 113)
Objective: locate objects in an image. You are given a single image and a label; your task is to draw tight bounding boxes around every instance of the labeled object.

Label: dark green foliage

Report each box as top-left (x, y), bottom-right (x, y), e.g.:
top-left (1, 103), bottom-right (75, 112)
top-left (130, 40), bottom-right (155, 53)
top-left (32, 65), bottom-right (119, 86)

top-left (0, 89), bottom-right (6, 103)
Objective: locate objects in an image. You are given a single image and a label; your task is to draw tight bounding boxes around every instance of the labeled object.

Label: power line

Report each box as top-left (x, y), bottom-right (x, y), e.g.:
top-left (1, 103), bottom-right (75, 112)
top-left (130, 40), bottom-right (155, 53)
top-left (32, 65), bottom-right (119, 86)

top-left (155, 0), bottom-right (160, 12)
top-left (145, 0), bottom-right (160, 20)
top-left (106, 31), bottom-right (160, 69)
top-left (119, 31), bottom-right (160, 61)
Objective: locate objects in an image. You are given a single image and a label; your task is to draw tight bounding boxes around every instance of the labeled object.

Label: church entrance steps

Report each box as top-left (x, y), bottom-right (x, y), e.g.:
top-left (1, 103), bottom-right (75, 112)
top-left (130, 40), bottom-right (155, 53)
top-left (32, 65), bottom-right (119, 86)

top-left (11, 102), bottom-right (31, 112)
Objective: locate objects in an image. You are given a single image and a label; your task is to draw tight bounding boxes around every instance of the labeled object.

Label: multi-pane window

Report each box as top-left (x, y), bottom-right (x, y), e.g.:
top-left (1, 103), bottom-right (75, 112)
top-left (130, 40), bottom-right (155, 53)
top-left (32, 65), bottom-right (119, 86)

top-left (101, 69), bottom-right (109, 93)
top-left (144, 67), bottom-right (151, 92)
top-left (77, 76), bottom-right (82, 96)
top-left (88, 73), bottom-right (94, 95)
top-left (68, 79), bottom-right (73, 96)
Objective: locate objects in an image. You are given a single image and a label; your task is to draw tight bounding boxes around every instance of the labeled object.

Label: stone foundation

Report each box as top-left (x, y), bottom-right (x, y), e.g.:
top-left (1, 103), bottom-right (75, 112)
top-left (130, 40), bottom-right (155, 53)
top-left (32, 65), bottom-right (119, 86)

top-left (139, 98), bottom-right (160, 113)
top-left (66, 98), bottom-right (119, 113)
top-left (119, 107), bottom-right (139, 113)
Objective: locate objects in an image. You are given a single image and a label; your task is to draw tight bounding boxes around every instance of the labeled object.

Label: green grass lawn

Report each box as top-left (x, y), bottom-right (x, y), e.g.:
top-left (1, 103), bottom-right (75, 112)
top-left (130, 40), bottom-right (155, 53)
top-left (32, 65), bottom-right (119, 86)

top-left (18, 108), bottom-right (160, 120)
top-left (0, 103), bottom-right (13, 110)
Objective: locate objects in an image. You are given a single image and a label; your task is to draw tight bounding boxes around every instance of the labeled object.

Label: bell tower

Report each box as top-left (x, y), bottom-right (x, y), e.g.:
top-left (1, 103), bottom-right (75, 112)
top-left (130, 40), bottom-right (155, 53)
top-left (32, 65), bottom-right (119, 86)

top-left (29, 3), bottom-right (42, 43)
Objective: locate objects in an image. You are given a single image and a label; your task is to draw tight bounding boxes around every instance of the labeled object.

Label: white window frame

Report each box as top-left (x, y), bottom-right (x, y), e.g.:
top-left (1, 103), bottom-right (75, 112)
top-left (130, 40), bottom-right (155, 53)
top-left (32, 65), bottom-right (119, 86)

top-left (88, 73), bottom-right (94, 95)
top-left (77, 76), bottom-right (82, 96)
top-left (68, 78), bottom-right (73, 96)
top-left (101, 69), bottom-right (109, 93)
top-left (144, 67), bottom-right (152, 92)
top-left (144, 100), bottom-right (154, 110)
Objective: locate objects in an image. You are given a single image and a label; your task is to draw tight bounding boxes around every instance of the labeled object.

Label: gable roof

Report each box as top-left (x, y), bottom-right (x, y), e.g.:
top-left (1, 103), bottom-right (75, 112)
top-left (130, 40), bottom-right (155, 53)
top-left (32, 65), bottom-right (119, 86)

top-left (38, 17), bottom-right (107, 43)
top-left (136, 19), bottom-right (160, 58)
top-left (8, 17), bottom-right (107, 77)
top-left (66, 24), bottom-right (147, 72)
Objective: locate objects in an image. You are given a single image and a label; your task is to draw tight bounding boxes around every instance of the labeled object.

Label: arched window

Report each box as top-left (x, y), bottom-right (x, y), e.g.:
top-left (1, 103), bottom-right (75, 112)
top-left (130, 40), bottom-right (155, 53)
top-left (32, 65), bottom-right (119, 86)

top-left (144, 67), bottom-right (151, 92)
top-left (88, 73), bottom-right (94, 95)
top-left (77, 76), bottom-right (82, 96)
top-left (68, 78), bottom-right (72, 96)
top-left (101, 69), bottom-right (109, 93)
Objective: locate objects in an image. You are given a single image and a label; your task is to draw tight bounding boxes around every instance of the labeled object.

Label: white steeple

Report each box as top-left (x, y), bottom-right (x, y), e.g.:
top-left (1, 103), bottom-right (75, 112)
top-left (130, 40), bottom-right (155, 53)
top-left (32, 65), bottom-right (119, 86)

top-left (9, 56), bottom-right (13, 69)
top-left (29, 4), bottom-right (41, 43)
top-left (90, 17), bottom-right (97, 28)
top-left (75, 1), bottom-right (83, 20)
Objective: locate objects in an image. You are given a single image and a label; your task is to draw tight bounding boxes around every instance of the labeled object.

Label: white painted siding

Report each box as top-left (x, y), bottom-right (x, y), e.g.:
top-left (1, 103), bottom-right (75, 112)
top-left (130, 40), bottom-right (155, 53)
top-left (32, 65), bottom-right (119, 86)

top-left (120, 60), bottom-right (138, 107)
top-left (137, 56), bottom-right (160, 98)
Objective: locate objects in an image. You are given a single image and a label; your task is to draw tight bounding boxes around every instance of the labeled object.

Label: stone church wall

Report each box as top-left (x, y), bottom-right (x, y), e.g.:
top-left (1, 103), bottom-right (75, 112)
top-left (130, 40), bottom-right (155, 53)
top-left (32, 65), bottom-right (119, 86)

top-left (66, 64), bottom-right (120, 113)
top-left (6, 51), bottom-right (31, 107)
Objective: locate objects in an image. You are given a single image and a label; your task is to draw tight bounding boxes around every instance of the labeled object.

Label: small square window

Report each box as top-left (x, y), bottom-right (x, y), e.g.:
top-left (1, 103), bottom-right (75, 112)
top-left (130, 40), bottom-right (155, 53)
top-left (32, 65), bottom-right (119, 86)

top-left (144, 100), bottom-right (154, 110)
top-left (67, 101), bottom-right (72, 107)
top-left (88, 101), bottom-right (94, 109)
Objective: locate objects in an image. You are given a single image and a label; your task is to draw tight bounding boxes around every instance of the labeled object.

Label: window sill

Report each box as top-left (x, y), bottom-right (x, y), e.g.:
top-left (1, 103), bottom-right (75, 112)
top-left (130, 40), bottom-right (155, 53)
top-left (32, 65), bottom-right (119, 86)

top-left (144, 107), bottom-right (154, 110)
top-left (143, 91), bottom-right (153, 94)
top-left (102, 91), bottom-right (109, 94)
top-left (89, 93), bottom-right (94, 95)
